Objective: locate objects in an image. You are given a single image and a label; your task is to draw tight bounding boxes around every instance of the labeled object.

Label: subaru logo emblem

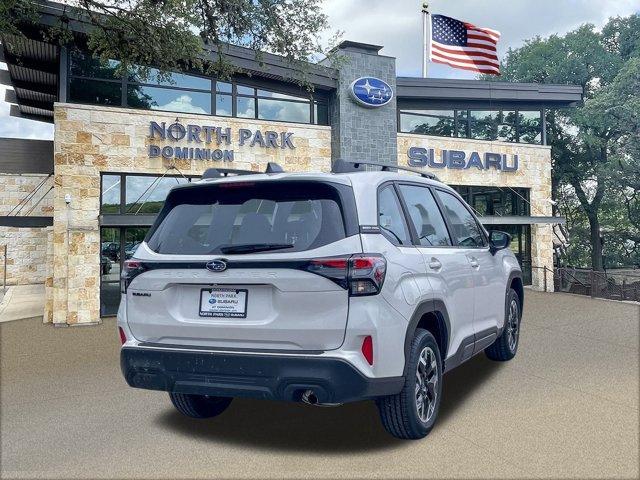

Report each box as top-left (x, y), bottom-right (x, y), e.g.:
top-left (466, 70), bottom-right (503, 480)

top-left (349, 77), bottom-right (393, 108)
top-left (206, 260), bottom-right (227, 272)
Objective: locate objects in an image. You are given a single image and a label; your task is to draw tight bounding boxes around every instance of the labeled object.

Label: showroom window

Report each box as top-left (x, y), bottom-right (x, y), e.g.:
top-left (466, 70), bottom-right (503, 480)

top-left (399, 108), bottom-right (542, 144)
top-left (451, 185), bottom-right (532, 284)
top-left (100, 173), bottom-right (200, 215)
top-left (68, 49), bottom-right (328, 124)
top-left (99, 172), bottom-right (200, 316)
top-left (451, 185), bottom-right (530, 217)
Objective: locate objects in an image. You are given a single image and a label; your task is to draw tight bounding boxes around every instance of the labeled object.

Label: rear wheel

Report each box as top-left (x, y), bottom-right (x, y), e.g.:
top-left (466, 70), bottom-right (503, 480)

top-left (485, 288), bottom-right (521, 361)
top-left (376, 329), bottom-right (443, 439)
top-left (169, 392), bottom-right (233, 419)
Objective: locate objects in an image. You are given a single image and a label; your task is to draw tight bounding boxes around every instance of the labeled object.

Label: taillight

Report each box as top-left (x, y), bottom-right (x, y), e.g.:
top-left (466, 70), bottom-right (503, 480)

top-left (304, 255), bottom-right (386, 296)
top-left (361, 336), bottom-right (374, 365)
top-left (120, 260), bottom-right (145, 293)
top-left (349, 255), bottom-right (386, 296)
top-left (306, 258), bottom-right (349, 289)
top-left (118, 326), bottom-right (127, 345)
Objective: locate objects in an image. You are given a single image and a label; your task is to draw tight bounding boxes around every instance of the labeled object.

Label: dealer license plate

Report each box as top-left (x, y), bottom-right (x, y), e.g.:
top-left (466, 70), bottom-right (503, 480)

top-left (199, 288), bottom-right (248, 318)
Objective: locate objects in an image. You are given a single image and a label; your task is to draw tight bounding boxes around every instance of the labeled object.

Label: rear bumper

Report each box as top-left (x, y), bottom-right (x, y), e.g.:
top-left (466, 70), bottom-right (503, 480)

top-left (120, 346), bottom-right (404, 404)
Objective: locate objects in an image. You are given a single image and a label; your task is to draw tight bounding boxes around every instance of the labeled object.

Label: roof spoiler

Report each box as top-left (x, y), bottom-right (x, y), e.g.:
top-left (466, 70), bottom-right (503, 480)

top-left (331, 159), bottom-right (440, 181)
top-left (202, 162), bottom-right (284, 179)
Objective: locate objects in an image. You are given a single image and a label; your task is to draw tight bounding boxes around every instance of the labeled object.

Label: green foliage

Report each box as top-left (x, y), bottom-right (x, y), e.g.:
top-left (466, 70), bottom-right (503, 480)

top-left (484, 15), bottom-right (640, 269)
top-left (0, 0), bottom-right (38, 37)
top-left (2, 0), bottom-right (335, 89)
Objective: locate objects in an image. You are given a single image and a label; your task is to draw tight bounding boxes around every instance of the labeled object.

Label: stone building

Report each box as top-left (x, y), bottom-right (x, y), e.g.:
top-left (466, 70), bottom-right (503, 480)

top-left (0, 1), bottom-right (582, 325)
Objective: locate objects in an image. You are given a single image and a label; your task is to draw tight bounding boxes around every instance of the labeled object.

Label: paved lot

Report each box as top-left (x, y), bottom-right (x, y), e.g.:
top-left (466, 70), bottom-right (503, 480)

top-left (1, 291), bottom-right (638, 479)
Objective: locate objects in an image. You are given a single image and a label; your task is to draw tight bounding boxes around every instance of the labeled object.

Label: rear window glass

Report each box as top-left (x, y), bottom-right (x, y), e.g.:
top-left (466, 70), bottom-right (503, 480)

top-left (147, 181), bottom-right (348, 254)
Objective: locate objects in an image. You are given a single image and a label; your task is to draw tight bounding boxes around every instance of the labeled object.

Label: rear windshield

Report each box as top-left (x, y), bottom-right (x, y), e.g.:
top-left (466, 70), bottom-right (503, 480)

top-left (146, 180), bottom-right (349, 255)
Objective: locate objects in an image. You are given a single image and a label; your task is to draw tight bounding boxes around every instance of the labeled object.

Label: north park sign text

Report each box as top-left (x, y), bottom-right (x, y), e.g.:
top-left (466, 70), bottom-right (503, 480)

top-left (148, 121), bottom-right (295, 162)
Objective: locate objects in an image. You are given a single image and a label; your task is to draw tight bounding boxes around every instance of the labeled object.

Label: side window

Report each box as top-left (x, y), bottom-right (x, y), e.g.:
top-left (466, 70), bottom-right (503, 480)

top-left (377, 185), bottom-right (411, 246)
top-left (398, 185), bottom-right (452, 246)
top-left (436, 190), bottom-right (486, 247)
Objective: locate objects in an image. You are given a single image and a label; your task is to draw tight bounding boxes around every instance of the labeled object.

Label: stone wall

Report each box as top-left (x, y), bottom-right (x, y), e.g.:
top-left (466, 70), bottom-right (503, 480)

top-left (397, 134), bottom-right (554, 291)
top-left (0, 174), bottom-right (53, 286)
top-left (50, 103), bottom-right (332, 324)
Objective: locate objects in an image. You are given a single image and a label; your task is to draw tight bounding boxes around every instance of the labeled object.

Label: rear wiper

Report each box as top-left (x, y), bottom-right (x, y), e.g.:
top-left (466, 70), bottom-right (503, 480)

top-left (218, 243), bottom-right (294, 254)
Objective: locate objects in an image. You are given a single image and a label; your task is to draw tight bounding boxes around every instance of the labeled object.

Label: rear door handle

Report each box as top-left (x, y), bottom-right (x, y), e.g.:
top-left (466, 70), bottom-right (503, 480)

top-left (428, 258), bottom-right (442, 270)
top-left (468, 256), bottom-right (479, 268)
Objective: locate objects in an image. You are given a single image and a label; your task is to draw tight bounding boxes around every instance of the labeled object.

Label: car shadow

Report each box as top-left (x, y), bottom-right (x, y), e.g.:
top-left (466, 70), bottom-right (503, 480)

top-left (155, 354), bottom-right (504, 453)
top-left (439, 354), bottom-right (505, 424)
top-left (155, 398), bottom-right (404, 454)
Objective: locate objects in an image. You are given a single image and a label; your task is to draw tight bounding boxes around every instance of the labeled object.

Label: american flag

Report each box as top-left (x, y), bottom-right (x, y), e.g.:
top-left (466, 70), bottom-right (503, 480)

top-left (429, 14), bottom-right (501, 75)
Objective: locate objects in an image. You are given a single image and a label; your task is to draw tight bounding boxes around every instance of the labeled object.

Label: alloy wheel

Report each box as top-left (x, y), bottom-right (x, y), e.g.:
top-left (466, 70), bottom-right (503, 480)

top-left (415, 346), bottom-right (438, 423)
top-left (507, 298), bottom-right (520, 352)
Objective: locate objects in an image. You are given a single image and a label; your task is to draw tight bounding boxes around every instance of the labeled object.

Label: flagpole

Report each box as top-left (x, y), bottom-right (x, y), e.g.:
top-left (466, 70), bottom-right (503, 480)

top-left (422, 2), bottom-right (430, 77)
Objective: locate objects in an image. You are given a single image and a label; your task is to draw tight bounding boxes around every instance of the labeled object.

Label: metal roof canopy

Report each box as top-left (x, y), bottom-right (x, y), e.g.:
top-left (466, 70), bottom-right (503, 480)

top-left (0, 138), bottom-right (54, 174)
top-left (36, 0), bottom-right (338, 89)
top-left (480, 215), bottom-right (566, 225)
top-left (396, 77), bottom-right (583, 108)
top-left (0, 33), bottom-right (59, 123)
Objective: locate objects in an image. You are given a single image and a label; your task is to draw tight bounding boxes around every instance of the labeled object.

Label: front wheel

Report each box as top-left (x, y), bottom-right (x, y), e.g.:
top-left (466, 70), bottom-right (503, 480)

top-left (485, 288), bottom-right (521, 361)
top-left (169, 392), bottom-right (233, 419)
top-left (376, 329), bottom-right (443, 439)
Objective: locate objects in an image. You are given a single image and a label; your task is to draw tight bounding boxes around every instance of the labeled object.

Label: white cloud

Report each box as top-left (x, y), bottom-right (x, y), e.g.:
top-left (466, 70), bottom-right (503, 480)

top-left (154, 94), bottom-right (208, 114)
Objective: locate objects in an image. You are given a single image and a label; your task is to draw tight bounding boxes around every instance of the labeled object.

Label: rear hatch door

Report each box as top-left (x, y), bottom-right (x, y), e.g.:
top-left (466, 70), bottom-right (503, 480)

top-left (125, 178), bottom-right (360, 351)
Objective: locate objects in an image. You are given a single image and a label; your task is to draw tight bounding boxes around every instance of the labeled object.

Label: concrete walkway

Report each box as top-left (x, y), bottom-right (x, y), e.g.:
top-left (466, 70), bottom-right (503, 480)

top-left (1, 291), bottom-right (638, 479)
top-left (0, 284), bottom-right (44, 323)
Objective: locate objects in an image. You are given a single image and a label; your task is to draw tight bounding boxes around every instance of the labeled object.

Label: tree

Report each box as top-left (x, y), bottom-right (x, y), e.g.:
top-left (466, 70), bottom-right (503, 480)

top-left (487, 16), bottom-right (640, 270)
top-left (1, 0), bottom-right (333, 86)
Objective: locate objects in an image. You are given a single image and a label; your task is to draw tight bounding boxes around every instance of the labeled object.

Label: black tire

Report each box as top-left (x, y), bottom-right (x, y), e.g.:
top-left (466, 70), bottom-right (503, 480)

top-left (169, 393), bottom-right (233, 419)
top-left (376, 329), bottom-right (443, 440)
top-left (485, 288), bottom-right (521, 361)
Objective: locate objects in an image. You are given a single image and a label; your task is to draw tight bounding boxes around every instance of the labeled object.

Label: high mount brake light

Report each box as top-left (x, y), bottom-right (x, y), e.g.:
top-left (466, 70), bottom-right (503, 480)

top-left (120, 260), bottom-right (145, 293)
top-left (218, 182), bottom-right (256, 189)
top-left (305, 255), bottom-right (386, 296)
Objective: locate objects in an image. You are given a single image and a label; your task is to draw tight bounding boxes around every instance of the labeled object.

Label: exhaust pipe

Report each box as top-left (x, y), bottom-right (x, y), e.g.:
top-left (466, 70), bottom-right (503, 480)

top-left (300, 389), bottom-right (342, 407)
top-left (301, 389), bottom-right (318, 405)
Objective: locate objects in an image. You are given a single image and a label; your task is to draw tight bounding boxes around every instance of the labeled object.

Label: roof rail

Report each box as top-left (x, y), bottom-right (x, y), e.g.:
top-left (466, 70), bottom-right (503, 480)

top-left (331, 159), bottom-right (440, 181)
top-left (202, 162), bottom-right (285, 179)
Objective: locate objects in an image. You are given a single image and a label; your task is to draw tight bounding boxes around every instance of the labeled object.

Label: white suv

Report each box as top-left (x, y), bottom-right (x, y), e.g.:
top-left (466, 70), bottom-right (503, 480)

top-left (118, 160), bottom-right (523, 439)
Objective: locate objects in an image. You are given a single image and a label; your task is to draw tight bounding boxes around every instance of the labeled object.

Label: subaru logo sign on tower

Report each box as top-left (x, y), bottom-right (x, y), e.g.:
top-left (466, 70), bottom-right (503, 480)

top-left (349, 77), bottom-right (393, 107)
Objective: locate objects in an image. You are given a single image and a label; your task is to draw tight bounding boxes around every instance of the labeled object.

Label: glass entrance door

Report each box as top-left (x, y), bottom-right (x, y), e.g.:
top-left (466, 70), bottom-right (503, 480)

top-left (100, 226), bottom-right (149, 316)
top-left (489, 224), bottom-right (532, 285)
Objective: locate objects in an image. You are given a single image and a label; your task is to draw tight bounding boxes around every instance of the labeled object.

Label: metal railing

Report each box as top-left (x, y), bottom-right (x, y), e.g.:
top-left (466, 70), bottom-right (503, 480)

top-left (1, 244), bottom-right (6, 296)
top-left (532, 265), bottom-right (640, 302)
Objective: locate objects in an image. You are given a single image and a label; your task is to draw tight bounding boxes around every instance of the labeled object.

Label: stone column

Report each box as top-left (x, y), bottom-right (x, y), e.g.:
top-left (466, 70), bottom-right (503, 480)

top-left (322, 41), bottom-right (397, 165)
top-left (531, 224), bottom-right (554, 292)
top-left (43, 226), bottom-right (54, 323)
top-left (529, 143), bottom-right (554, 292)
top-left (52, 107), bottom-right (102, 325)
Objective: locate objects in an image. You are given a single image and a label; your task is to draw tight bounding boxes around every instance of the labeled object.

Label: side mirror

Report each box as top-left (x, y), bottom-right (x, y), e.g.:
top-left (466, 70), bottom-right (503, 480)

top-left (489, 231), bottom-right (511, 255)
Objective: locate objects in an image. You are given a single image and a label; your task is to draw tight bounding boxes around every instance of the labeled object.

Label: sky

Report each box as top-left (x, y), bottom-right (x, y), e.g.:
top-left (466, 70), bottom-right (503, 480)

top-left (1, 0), bottom-right (639, 141)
